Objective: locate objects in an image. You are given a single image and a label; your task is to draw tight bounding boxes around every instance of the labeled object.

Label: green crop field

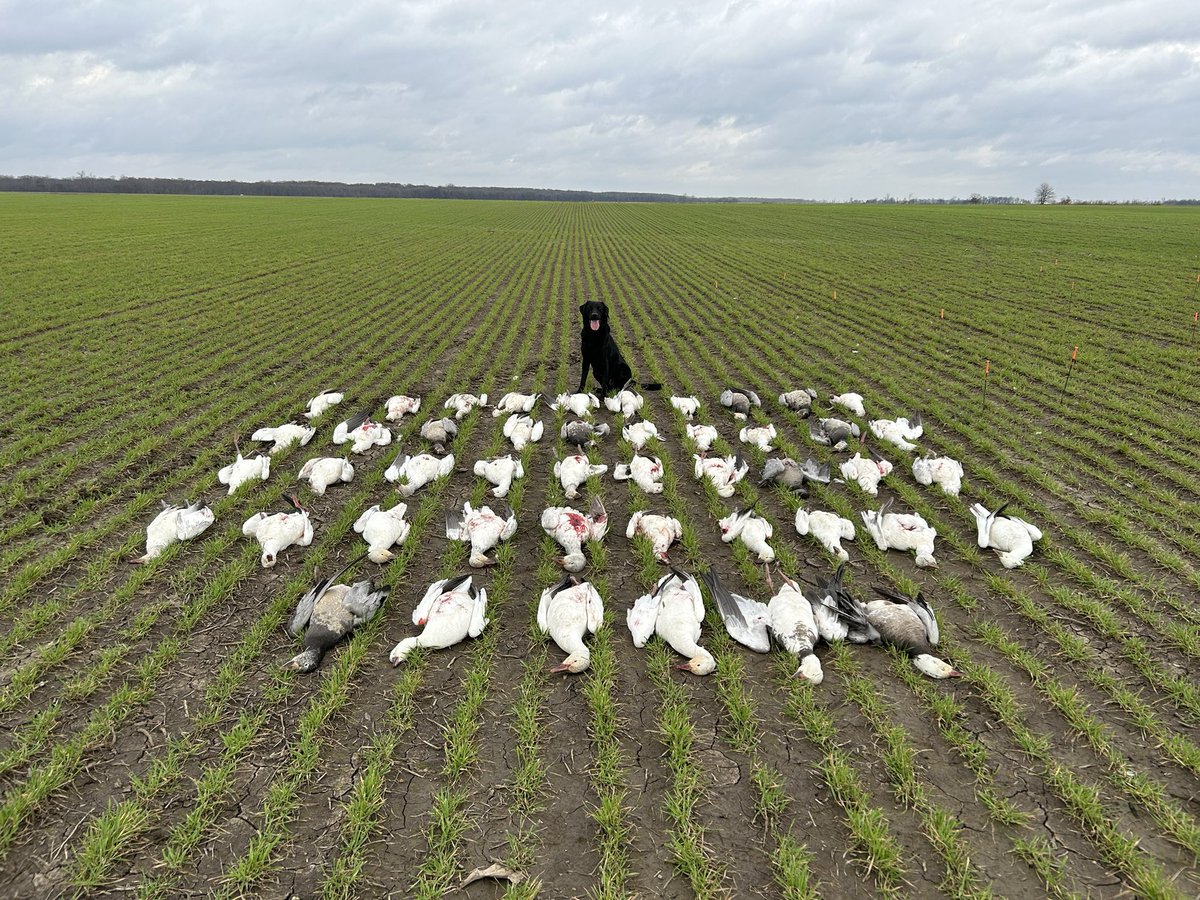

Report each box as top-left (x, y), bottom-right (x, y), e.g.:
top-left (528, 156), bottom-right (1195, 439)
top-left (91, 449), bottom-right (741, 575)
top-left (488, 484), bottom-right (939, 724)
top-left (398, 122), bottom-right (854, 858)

top-left (0, 193), bottom-right (1198, 899)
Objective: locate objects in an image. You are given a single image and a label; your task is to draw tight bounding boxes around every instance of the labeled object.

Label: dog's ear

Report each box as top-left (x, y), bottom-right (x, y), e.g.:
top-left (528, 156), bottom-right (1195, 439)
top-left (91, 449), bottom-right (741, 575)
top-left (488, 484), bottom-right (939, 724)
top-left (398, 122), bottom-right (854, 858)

top-left (579, 302), bottom-right (588, 316)
top-left (599, 301), bottom-right (609, 321)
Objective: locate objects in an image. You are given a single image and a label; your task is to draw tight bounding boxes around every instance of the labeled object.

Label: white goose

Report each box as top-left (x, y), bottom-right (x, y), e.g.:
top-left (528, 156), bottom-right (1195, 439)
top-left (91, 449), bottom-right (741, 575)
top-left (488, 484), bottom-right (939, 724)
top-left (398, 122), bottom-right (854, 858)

top-left (621, 419), bottom-right (659, 450)
top-left (242, 495), bottom-right (313, 568)
top-left (446, 501), bottom-right (518, 567)
top-left (285, 561), bottom-right (388, 672)
top-left (699, 567), bottom-right (771, 653)
top-left (912, 455), bottom-right (964, 497)
top-left (445, 392), bottom-right (488, 419)
top-left (551, 392), bottom-right (600, 418)
top-left (132, 500), bottom-right (214, 563)
top-left (503, 414), bottom-right (544, 451)
top-left (970, 502), bottom-right (1043, 568)
top-left (670, 395), bottom-right (700, 419)
top-left (738, 422), bottom-right (777, 452)
top-left (555, 453), bottom-right (609, 499)
top-left (686, 423), bottom-right (719, 452)
top-left (303, 390), bottom-right (344, 420)
top-left (541, 498), bottom-right (608, 572)
top-left (218, 442), bottom-right (270, 494)
top-left (693, 451), bottom-right (749, 498)
top-left (860, 499), bottom-right (938, 568)
top-left (830, 392), bottom-right (866, 418)
top-left (493, 391), bottom-right (540, 417)
top-left (473, 454), bottom-right (524, 498)
top-left (603, 388), bottom-right (643, 418)
top-left (385, 451), bottom-right (455, 497)
top-left (538, 575), bottom-right (604, 674)
top-left (794, 508), bottom-right (856, 561)
top-left (353, 503), bottom-right (410, 563)
top-left (766, 567), bottom-right (823, 683)
top-left (869, 413), bottom-right (924, 452)
top-left (625, 510), bottom-right (683, 561)
top-left (719, 507), bottom-right (776, 562)
top-left (626, 569), bottom-right (715, 675)
top-left (252, 422), bottom-right (316, 455)
top-left (613, 454), bottom-right (664, 494)
top-left (384, 394), bottom-right (422, 422)
top-left (839, 450), bottom-right (893, 496)
top-left (333, 412), bottom-right (392, 454)
top-left (389, 574), bottom-right (488, 664)
top-left (778, 388), bottom-right (818, 416)
top-left (298, 457), bottom-right (354, 496)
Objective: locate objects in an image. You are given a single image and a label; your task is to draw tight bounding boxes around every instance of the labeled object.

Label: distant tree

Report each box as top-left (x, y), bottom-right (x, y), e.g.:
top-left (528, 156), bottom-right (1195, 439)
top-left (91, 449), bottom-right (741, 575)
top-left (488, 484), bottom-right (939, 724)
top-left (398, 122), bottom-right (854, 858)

top-left (1035, 182), bottom-right (1055, 204)
top-left (1059, 195), bottom-right (1072, 205)
top-left (968, 193), bottom-right (983, 204)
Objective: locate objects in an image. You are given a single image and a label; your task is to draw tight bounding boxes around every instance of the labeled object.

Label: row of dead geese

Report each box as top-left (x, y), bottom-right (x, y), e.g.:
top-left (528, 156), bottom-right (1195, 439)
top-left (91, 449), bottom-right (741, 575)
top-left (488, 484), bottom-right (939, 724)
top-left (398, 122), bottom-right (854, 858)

top-left (133, 386), bottom-right (1041, 678)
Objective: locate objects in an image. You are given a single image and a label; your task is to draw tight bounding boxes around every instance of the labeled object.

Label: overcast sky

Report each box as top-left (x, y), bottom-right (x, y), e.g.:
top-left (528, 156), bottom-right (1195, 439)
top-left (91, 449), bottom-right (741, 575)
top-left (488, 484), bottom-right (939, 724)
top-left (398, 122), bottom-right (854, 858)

top-left (1, 0), bottom-right (1197, 200)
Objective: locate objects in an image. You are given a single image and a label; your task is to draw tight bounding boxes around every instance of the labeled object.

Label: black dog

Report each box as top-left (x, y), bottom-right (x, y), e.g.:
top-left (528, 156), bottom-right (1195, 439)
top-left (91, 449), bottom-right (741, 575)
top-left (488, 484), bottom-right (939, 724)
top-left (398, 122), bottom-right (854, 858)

top-left (577, 301), bottom-right (661, 397)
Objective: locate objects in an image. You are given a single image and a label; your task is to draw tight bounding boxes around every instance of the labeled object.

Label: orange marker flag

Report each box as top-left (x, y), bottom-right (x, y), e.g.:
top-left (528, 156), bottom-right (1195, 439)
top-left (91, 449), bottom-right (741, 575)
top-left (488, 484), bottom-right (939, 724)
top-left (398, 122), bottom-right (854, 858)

top-left (1063, 345), bottom-right (1078, 394)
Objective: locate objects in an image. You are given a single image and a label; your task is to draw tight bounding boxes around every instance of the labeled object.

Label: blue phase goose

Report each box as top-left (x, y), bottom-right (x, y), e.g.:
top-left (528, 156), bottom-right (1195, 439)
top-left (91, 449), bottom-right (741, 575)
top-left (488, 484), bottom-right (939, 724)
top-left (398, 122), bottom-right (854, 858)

top-left (285, 555), bottom-right (389, 672)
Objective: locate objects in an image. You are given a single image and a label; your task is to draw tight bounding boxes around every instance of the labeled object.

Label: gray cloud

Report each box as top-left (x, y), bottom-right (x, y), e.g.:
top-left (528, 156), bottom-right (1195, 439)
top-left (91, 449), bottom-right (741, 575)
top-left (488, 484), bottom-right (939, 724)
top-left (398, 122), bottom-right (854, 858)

top-left (1, 0), bottom-right (1197, 199)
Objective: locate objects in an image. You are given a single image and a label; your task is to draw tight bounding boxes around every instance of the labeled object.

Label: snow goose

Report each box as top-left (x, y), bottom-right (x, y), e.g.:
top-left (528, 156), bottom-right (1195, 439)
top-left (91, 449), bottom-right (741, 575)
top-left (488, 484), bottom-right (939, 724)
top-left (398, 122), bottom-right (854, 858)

top-left (693, 450), bottom-right (749, 498)
top-left (541, 497), bottom-right (608, 572)
top-left (385, 451), bottom-right (455, 497)
top-left (794, 508), bottom-right (856, 561)
top-left (765, 566), bottom-right (823, 683)
top-left (555, 453), bottom-right (609, 499)
top-left (473, 454), bottom-right (524, 498)
top-left (613, 453), bottom-right (664, 494)
top-left (759, 457), bottom-right (829, 495)
top-left (551, 392), bottom-right (601, 418)
top-left (912, 454), bottom-right (964, 496)
top-left (252, 422), bottom-right (316, 455)
top-left (670, 395), bottom-right (700, 419)
top-left (503, 414), bottom-right (544, 451)
top-left (861, 499), bottom-right (938, 567)
top-left (603, 388), bottom-right (643, 418)
top-left (699, 567), bottom-right (770, 653)
top-left (242, 494), bottom-right (313, 568)
top-left (830, 392), bottom-right (866, 418)
top-left (719, 387), bottom-right (761, 421)
top-left (839, 450), bottom-right (893, 496)
top-left (218, 440), bottom-right (270, 494)
top-left (389, 574), bottom-right (488, 665)
top-left (384, 394), bottom-right (422, 422)
top-left (625, 510), bottom-right (683, 561)
top-left (298, 457), bottom-right (354, 496)
top-left (686, 423), bottom-right (719, 453)
top-left (808, 564), bottom-right (852, 643)
top-left (719, 506), bottom-right (775, 562)
top-left (538, 574), bottom-right (604, 673)
top-left (837, 583), bottom-right (960, 679)
top-left (808, 417), bottom-right (860, 451)
top-left (132, 500), bottom-right (214, 563)
top-left (285, 558), bottom-right (388, 672)
top-left (621, 418), bottom-right (659, 451)
top-left (869, 413), bottom-right (924, 452)
top-left (778, 388), bottom-right (818, 416)
top-left (970, 501), bottom-right (1042, 568)
top-left (445, 392), bottom-right (488, 419)
top-left (738, 422), bottom-right (777, 452)
top-left (446, 501), bottom-right (518, 567)
top-left (333, 410), bottom-right (392, 454)
top-left (419, 416), bottom-right (458, 454)
top-left (561, 419), bottom-right (610, 448)
top-left (627, 569), bottom-right (715, 675)
top-left (493, 391), bottom-right (540, 417)
top-left (353, 503), bottom-right (410, 562)
top-left (303, 390), bottom-right (344, 420)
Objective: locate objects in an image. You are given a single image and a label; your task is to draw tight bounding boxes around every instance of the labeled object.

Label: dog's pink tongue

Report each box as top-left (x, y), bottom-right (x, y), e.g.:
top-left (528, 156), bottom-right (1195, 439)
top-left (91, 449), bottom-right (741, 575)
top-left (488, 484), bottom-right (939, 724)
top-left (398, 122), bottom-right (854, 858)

top-left (590, 321), bottom-right (600, 331)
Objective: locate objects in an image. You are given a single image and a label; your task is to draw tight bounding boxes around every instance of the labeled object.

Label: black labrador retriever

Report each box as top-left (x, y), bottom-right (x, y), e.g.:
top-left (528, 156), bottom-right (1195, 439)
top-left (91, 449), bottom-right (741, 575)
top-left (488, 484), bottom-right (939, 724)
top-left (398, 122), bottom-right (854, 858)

top-left (577, 300), bottom-right (661, 397)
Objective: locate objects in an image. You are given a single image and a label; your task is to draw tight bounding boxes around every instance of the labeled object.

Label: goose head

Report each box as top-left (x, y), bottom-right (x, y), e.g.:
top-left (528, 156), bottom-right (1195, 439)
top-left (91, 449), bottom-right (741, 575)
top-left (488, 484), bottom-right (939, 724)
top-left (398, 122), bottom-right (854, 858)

top-left (793, 653), bottom-right (824, 685)
top-left (912, 653), bottom-right (961, 679)
top-left (285, 648), bottom-right (323, 673)
top-left (675, 649), bottom-right (716, 676)
top-left (549, 651), bottom-right (591, 674)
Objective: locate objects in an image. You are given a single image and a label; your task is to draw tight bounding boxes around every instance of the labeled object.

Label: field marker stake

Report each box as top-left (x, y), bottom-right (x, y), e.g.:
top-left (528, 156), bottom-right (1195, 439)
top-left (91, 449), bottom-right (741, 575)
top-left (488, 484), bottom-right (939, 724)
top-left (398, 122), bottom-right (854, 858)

top-left (832, 289), bottom-right (837, 300)
top-left (939, 308), bottom-right (944, 319)
top-left (983, 358), bottom-right (990, 407)
top-left (1062, 345), bottom-right (1078, 395)
top-left (1193, 310), bottom-right (1197, 342)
